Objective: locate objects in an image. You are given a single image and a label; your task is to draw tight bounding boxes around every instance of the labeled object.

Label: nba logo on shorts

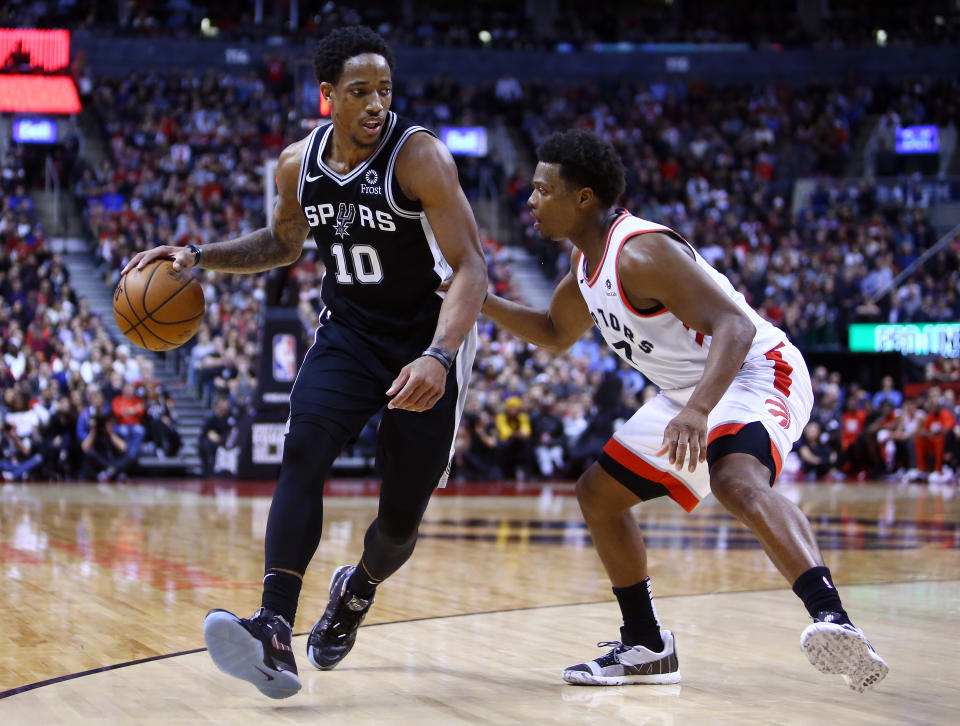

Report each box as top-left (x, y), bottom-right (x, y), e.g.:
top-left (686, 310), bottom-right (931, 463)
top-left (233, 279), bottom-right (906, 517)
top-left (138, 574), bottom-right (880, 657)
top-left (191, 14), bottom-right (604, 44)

top-left (272, 334), bottom-right (296, 382)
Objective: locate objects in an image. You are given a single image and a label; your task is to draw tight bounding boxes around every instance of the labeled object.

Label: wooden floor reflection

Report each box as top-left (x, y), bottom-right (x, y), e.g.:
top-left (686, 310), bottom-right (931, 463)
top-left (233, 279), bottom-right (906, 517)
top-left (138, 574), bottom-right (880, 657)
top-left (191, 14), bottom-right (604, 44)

top-left (0, 478), bottom-right (958, 724)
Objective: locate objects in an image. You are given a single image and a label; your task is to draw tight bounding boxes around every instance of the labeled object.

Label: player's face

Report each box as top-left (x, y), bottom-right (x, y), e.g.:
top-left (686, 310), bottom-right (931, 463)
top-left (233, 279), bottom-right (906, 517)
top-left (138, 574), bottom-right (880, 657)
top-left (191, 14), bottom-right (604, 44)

top-left (528, 162), bottom-right (581, 241)
top-left (324, 53), bottom-right (392, 148)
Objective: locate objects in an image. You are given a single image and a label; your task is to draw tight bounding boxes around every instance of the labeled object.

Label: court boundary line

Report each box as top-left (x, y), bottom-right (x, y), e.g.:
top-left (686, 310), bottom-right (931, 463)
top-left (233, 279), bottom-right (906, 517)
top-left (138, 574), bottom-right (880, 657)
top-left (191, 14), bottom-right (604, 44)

top-left (2, 577), bottom-right (955, 700)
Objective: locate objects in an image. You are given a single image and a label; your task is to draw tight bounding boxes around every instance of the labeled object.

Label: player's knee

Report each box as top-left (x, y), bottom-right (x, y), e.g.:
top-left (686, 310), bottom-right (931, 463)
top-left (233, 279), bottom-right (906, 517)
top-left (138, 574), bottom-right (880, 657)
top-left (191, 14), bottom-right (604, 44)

top-left (369, 510), bottom-right (420, 550)
top-left (576, 470), bottom-right (612, 517)
top-left (278, 419), bottom-right (340, 488)
top-left (710, 466), bottom-right (766, 517)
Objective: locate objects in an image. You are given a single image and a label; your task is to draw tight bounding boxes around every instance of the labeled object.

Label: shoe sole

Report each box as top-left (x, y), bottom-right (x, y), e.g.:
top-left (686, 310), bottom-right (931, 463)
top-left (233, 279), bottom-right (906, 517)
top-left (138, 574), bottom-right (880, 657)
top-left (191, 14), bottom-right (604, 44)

top-left (800, 622), bottom-right (889, 692)
top-left (204, 610), bottom-right (301, 699)
top-left (562, 670), bottom-right (682, 686)
top-left (306, 566), bottom-right (353, 671)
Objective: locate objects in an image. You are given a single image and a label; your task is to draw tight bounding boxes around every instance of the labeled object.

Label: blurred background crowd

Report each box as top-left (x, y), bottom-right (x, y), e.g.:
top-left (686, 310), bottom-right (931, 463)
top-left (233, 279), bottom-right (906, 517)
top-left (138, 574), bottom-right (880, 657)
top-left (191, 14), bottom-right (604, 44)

top-left (2, 1), bottom-right (960, 484)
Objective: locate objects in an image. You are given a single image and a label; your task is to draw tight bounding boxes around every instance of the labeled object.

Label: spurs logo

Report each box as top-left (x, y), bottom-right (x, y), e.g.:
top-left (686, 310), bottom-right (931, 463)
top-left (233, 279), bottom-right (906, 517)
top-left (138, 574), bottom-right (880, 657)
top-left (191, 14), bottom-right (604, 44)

top-left (766, 396), bottom-right (791, 429)
top-left (333, 203), bottom-right (356, 238)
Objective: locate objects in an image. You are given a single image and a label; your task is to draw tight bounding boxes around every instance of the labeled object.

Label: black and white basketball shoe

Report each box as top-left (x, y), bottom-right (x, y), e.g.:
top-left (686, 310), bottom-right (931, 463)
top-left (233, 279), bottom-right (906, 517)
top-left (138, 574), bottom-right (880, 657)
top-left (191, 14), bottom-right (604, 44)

top-left (203, 607), bottom-right (301, 699)
top-left (306, 565), bottom-right (373, 670)
top-left (563, 630), bottom-right (681, 686)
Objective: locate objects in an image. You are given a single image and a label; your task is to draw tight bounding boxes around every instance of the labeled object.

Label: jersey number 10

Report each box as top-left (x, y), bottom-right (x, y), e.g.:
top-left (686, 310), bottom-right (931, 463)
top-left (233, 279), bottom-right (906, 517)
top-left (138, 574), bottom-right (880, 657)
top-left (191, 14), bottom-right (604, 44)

top-left (330, 242), bottom-right (384, 284)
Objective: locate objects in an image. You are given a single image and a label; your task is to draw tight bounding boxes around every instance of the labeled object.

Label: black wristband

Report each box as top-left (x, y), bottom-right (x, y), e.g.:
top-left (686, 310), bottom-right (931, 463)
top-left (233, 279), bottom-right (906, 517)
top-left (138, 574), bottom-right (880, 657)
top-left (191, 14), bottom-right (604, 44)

top-left (422, 346), bottom-right (454, 371)
top-left (186, 243), bottom-right (202, 267)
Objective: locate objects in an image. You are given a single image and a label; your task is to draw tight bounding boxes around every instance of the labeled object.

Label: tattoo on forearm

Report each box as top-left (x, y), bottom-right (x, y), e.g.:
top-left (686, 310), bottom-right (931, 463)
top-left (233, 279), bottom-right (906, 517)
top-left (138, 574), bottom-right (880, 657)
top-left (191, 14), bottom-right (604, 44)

top-left (201, 205), bottom-right (307, 273)
top-left (197, 228), bottom-right (288, 273)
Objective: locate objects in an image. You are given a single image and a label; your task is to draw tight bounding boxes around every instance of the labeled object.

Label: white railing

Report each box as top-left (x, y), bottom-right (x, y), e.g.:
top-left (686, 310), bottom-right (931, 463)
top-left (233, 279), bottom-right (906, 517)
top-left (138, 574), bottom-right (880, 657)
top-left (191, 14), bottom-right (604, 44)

top-left (871, 222), bottom-right (960, 303)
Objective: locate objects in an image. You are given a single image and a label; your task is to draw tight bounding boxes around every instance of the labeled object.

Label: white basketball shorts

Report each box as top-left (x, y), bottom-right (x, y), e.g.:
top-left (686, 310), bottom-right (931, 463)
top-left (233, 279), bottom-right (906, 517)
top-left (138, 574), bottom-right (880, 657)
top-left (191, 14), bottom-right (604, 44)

top-left (598, 342), bottom-right (812, 511)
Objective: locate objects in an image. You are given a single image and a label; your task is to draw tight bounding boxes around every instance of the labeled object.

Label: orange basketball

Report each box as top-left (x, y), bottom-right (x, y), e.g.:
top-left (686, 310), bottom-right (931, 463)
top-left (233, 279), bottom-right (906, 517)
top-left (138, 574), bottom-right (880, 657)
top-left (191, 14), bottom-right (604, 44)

top-left (113, 259), bottom-right (205, 351)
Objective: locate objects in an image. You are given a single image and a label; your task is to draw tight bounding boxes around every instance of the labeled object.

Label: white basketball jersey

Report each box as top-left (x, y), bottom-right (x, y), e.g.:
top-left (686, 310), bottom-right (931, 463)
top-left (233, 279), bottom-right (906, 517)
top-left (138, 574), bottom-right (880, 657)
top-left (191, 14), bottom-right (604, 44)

top-left (576, 211), bottom-right (787, 391)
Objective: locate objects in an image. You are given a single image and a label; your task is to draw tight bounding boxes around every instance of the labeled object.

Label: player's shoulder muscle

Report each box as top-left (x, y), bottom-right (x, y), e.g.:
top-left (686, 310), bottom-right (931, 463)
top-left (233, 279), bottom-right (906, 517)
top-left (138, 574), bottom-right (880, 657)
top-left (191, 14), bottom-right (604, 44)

top-left (394, 131), bottom-right (458, 202)
top-left (275, 136), bottom-right (311, 194)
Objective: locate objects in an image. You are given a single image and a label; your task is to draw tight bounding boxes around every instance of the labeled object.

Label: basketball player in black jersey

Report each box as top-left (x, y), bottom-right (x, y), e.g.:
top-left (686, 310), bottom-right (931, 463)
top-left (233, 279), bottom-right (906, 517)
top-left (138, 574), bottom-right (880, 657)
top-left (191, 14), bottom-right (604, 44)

top-left (122, 27), bottom-right (487, 698)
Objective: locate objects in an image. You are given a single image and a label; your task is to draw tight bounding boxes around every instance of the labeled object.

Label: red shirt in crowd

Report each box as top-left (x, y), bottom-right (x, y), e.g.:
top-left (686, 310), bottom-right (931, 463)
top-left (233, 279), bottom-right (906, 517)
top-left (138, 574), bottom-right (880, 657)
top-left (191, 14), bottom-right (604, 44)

top-left (923, 408), bottom-right (957, 435)
top-left (841, 409), bottom-right (867, 450)
top-left (112, 394), bottom-right (145, 425)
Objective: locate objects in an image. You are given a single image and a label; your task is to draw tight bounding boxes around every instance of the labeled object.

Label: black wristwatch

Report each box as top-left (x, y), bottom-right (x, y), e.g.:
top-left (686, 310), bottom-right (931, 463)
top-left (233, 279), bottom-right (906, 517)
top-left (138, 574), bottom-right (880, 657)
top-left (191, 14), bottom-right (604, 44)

top-left (186, 244), bottom-right (203, 267)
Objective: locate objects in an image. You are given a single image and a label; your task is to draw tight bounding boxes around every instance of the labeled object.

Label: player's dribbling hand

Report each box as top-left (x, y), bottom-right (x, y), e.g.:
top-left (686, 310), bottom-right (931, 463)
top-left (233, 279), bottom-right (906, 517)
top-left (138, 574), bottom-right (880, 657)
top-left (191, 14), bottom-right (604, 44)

top-left (656, 406), bottom-right (708, 473)
top-left (386, 356), bottom-right (447, 412)
top-left (121, 245), bottom-right (196, 276)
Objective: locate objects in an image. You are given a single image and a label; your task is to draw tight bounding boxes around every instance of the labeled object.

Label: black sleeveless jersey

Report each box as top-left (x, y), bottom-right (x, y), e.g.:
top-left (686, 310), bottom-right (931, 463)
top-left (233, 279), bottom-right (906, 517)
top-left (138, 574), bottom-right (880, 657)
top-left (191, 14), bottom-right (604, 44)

top-left (296, 112), bottom-right (451, 340)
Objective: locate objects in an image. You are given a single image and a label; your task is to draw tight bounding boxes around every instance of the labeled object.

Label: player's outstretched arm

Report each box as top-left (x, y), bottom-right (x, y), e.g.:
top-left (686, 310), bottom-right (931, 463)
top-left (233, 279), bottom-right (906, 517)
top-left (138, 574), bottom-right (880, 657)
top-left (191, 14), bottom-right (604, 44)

top-left (386, 132), bottom-right (487, 411)
top-left (482, 251), bottom-right (594, 353)
top-left (121, 139), bottom-right (311, 276)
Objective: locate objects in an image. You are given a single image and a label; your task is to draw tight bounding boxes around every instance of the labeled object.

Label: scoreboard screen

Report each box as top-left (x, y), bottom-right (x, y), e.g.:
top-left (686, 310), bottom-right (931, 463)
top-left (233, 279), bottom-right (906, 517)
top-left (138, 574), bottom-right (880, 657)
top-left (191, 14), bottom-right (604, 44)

top-left (0, 28), bottom-right (70, 71)
top-left (0, 28), bottom-right (80, 114)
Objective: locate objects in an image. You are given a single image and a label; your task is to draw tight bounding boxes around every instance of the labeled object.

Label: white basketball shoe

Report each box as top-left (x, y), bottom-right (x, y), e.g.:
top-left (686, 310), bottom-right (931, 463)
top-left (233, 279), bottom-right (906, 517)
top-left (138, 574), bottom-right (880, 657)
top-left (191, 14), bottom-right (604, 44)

top-left (801, 612), bottom-right (889, 692)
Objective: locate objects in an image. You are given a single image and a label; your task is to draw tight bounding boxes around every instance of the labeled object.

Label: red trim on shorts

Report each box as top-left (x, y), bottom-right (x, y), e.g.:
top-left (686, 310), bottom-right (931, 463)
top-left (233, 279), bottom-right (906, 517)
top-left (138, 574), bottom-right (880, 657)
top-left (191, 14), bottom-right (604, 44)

top-left (764, 342), bottom-right (793, 397)
top-left (707, 422), bottom-right (746, 447)
top-left (709, 421), bottom-right (784, 485)
top-left (584, 212), bottom-right (629, 287)
top-left (769, 439), bottom-right (783, 480)
top-left (603, 438), bottom-right (700, 512)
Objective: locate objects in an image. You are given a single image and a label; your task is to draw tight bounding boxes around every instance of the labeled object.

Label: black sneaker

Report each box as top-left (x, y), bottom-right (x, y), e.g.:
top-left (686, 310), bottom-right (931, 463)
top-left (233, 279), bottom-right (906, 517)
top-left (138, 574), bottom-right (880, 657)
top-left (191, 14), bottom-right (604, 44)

top-left (800, 611), bottom-right (889, 692)
top-left (306, 566), bottom-right (373, 670)
top-left (203, 607), bottom-right (301, 699)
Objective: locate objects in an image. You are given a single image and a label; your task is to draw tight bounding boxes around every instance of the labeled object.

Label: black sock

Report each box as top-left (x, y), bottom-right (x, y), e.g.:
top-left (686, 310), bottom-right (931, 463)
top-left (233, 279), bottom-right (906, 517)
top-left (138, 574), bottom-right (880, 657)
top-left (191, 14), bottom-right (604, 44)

top-left (613, 578), bottom-right (664, 652)
top-left (346, 562), bottom-right (381, 600)
top-left (260, 569), bottom-right (302, 627)
top-left (792, 566), bottom-right (849, 623)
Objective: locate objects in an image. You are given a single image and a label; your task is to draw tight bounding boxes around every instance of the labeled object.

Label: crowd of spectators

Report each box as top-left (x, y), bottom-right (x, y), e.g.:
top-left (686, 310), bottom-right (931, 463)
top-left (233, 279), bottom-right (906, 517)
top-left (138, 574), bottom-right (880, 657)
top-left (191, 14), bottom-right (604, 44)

top-left (7, 1), bottom-right (958, 50)
top-left (510, 75), bottom-right (960, 351)
top-left (4, 43), bottom-right (960, 483)
top-left (797, 372), bottom-right (960, 484)
top-left (0, 191), bottom-right (193, 481)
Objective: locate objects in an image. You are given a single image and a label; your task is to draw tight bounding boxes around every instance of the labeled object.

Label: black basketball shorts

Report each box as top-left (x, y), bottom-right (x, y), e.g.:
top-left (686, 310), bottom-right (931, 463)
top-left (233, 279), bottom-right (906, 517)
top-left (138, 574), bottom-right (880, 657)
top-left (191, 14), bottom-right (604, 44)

top-left (287, 316), bottom-right (476, 489)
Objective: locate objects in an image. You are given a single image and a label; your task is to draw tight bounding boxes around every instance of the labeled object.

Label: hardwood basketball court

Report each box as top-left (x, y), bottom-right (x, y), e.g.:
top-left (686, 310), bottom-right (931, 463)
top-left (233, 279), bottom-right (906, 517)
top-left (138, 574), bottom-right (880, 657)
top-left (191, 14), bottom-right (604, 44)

top-left (0, 478), bottom-right (957, 724)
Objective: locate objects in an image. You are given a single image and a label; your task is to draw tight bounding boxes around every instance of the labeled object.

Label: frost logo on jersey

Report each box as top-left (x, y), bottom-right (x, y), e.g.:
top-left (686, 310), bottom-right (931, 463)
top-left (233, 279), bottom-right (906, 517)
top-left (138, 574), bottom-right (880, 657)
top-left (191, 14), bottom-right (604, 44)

top-left (361, 168), bottom-right (382, 195)
top-left (766, 396), bottom-right (791, 429)
top-left (334, 203), bottom-right (356, 238)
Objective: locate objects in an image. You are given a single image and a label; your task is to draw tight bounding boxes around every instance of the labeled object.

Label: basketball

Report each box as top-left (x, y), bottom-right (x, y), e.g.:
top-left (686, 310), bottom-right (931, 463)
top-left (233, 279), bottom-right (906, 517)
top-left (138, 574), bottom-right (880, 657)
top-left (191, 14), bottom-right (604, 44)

top-left (113, 259), bottom-right (205, 351)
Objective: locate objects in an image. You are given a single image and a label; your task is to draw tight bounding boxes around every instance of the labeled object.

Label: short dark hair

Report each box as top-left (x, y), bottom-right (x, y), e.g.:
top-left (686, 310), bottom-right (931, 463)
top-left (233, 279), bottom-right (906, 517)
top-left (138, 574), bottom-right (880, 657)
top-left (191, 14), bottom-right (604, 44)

top-left (537, 130), bottom-right (626, 207)
top-left (313, 26), bottom-right (395, 85)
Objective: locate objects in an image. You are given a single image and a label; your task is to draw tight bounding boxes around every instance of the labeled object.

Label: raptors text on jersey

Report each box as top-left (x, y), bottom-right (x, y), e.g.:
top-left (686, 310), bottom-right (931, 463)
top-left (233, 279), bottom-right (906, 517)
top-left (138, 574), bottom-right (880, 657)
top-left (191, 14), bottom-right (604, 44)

top-left (576, 210), bottom-right (787, 390)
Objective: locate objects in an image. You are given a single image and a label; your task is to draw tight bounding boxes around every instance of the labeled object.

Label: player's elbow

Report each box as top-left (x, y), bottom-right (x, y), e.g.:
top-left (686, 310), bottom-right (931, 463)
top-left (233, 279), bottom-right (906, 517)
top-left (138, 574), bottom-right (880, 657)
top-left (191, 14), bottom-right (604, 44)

top-left (283, 246), bottom-right (303, 266)
top-left (454, 248), bottom-right (488, 282)
top-left (726, 313), bottom-right (756, 351)
top-left (544, 331), bottom-right (579, 354)
top-left (277, 237), bottom-right (304, 266)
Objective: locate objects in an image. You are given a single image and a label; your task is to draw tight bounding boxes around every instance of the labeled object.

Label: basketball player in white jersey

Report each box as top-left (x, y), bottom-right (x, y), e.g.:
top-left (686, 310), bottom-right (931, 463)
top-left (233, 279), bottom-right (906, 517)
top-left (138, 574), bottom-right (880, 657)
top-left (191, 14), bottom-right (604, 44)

top-left (481, 130), bottom-right (888, 692)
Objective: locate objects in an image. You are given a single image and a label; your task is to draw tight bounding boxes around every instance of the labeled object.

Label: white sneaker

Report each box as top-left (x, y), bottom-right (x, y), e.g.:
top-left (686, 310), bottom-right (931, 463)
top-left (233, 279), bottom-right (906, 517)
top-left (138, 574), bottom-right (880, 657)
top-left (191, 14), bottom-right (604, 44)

top-left (801, 613), bottom-right (888, 692)
top-left (563, 631), bottom-right (681, 686)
